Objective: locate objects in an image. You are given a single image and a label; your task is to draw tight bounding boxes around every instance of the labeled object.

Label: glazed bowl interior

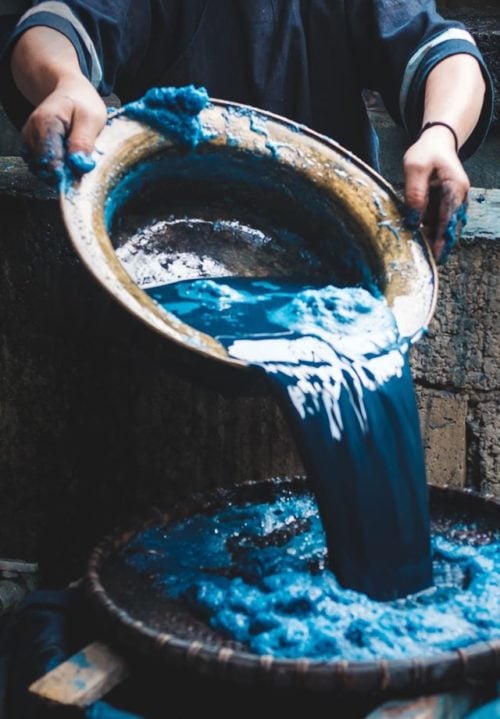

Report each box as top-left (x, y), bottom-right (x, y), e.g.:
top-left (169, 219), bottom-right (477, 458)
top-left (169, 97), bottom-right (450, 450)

top-left (61, 100), bottom-right (437, 371)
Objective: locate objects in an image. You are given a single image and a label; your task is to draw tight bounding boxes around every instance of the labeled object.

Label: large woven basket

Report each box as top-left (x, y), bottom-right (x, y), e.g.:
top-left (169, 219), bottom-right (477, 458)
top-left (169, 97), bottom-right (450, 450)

top-left (84, 476), bottom-right (500, 700)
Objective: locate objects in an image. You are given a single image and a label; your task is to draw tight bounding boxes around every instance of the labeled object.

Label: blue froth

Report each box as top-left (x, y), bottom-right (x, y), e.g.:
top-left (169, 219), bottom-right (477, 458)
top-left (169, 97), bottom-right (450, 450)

top-left (123, 490), bottom-right (499, 661)
top-left (122, 85), bottom-right (211, 148)
top-left (146, 277), bottom-right (433, 600)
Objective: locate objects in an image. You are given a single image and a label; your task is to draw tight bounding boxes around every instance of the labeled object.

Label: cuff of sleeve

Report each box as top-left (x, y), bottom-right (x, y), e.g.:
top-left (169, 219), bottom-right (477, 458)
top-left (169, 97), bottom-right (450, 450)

top-left (402, 40), bottom-right (494, 161)
top-left (8, 13), bottom-right (92, 80)
top-left (0, 13), bottom-right (92, 130)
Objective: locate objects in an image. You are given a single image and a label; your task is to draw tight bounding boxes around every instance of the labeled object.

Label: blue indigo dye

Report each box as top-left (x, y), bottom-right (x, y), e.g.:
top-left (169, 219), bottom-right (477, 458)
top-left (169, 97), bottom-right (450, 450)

top-left (22, 142), bottom-right (96, 189)
top-left (66, 151), bottom-right (96, 176)
top-left (21, 143), bottom-right (65, 188)
top-left (402, 207), bottom-right (422, 231)
top-left (123, 489), bottom-right (499, 661)
top-left (146, 277), bottom-right (433, 600)
top-left (122, 85), bottom-right (211, 148)
top-left (438, 202), bottom-right (468, 266)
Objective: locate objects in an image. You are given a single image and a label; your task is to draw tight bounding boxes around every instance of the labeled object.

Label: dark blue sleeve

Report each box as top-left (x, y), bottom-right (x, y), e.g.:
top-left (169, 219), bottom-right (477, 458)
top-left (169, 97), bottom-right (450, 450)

top-left (348, 0), bottom-right (494, 160)
top-left (0, 0), bottom-right (153, 128)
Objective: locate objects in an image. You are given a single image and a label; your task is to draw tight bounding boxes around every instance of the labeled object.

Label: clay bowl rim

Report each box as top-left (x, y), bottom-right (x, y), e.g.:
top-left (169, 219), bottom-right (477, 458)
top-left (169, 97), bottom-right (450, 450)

top-left (60, 98), bottom-right (438, 374)
top-left (84, 476), bottom-right (500, 696)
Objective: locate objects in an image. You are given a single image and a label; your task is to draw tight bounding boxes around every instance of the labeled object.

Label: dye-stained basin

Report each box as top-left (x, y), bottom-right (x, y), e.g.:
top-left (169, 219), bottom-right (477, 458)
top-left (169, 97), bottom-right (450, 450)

top-left (60, 99), bottom-right (437, 392)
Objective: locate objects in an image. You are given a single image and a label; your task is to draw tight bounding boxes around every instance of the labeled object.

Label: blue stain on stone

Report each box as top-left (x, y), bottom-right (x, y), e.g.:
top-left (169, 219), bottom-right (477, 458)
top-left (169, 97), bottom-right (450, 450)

top-left (439, 202), bottom-right (468, 266)
top-left (122, 85), bottom-right (211, 148)
top-left (145, 277), bottom-right (433, 601)
top-left (123, 490), bottom-right (499, 662)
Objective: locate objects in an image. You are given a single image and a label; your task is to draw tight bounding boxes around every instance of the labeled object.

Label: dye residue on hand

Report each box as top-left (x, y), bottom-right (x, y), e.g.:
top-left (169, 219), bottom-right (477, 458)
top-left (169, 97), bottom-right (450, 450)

top-left (123, 488), bottom-right (499, 662)
top-left (438, 202), bottom-right (468, 266)
top-left (145, 277), bottom-right (433, 601)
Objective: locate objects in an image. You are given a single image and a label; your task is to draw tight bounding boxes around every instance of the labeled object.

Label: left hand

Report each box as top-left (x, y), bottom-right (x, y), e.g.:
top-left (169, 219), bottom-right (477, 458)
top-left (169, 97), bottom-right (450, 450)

top-left (402, 124), bottom-right (470, 264)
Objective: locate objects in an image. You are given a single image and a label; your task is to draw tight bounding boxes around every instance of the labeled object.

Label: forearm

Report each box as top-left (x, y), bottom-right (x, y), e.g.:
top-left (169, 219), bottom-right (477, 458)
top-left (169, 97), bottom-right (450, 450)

top-left (421, 53), bottom-right (486, 150)
top-left (11, 26), bottom-right (83, 105)
top-left (8, 24), bottom-right (107, 186)
top-left (402, 54), bottom-right (488, 263)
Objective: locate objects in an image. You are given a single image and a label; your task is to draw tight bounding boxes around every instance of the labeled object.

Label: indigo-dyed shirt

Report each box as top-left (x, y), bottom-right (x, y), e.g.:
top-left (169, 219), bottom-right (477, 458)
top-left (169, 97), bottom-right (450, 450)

top-left (0, 0), bottom-right (494, 169)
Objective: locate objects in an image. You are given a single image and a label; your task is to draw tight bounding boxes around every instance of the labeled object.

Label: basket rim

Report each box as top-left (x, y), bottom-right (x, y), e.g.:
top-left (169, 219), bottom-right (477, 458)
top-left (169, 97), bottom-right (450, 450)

top-left (84, 476), bottom-right (500, 692)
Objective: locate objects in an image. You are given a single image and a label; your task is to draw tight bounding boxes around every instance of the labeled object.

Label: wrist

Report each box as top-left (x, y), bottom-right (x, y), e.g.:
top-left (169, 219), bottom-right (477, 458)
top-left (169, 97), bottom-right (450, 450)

top-left (418, 121), bottom-right (459, 153)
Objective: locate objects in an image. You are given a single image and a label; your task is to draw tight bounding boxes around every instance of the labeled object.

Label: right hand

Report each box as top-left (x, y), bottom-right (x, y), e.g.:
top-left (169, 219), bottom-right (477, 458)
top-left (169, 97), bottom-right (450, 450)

top-left (20, 74), bottom-right (107, 185)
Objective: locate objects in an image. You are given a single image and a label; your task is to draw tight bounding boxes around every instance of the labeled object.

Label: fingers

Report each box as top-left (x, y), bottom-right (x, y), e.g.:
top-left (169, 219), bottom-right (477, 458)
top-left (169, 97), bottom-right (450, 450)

top-left (424, 173), bottom-right (469, 263)
top-left (402, 154), bottom-right (433, 230)
top-left (402, 140), bottom-right (470, 264)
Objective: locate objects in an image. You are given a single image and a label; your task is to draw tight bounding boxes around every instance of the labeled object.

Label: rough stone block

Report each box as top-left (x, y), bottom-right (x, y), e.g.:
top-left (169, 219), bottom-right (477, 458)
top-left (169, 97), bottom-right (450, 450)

top-left (416, 388), bottom-right (468, 489)
top-left (468, 399), bottom-right (500, 496)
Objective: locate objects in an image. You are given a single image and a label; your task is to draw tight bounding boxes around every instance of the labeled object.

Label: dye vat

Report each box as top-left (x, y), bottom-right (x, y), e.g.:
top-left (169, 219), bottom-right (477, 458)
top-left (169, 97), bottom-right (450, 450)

top-left (60, 97), bottom-right (436, 397)
top-left (85, 476), bottom-right (500, 698)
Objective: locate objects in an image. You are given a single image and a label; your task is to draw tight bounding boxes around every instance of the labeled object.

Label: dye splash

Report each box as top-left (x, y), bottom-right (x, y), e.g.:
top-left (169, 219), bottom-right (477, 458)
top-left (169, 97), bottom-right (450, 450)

top-left (123, 487), bottom-right (499, 661)
top-left (145, 277), bottom-right (433, 601)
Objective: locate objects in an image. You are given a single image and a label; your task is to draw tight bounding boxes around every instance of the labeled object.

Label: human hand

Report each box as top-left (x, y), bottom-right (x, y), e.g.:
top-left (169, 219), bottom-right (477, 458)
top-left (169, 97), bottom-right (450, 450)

top-left (11, 27), bottom-right (107, 187)
top-left (19, 74), bottom-right (107, 187)
top-left (402, 124), bottom-right (470, 265)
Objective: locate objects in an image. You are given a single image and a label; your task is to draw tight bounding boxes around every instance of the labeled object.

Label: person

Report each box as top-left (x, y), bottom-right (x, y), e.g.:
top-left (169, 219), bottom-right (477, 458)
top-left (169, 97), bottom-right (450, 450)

top-left (0, 0), bottom-right (494, 263)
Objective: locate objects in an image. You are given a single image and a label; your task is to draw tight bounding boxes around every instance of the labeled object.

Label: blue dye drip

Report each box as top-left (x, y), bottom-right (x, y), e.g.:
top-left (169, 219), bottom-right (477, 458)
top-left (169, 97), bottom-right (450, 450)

top-left (145, 277), bottom-right (433, 601)
top-left (439, 202), bottom-right (468, 266)
top-left (124, 489), bottom-right (499, 661)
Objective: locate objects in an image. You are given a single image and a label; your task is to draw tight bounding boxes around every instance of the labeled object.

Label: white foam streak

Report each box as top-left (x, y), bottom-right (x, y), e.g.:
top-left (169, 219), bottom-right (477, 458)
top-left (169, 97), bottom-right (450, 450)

top-left (229, 336), bottom-right (406, 437)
